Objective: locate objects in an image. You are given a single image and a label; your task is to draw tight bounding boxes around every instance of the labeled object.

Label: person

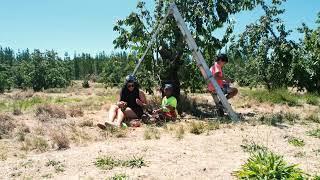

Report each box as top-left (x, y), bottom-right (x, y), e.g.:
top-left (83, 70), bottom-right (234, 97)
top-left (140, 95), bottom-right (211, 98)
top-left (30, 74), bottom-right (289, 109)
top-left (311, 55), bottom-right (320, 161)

top-left (152, 84), bottom-right (177, 122)
top-left (208, 54), bottom-right (238, 99)
top-left (97, 75), bottom-right (147, 128)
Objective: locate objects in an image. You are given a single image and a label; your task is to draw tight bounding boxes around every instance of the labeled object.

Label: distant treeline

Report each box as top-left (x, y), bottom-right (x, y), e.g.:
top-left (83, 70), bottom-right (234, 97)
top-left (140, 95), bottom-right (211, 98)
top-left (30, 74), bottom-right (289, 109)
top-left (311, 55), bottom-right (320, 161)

top-left (0, 47), bottom-right (136, 93)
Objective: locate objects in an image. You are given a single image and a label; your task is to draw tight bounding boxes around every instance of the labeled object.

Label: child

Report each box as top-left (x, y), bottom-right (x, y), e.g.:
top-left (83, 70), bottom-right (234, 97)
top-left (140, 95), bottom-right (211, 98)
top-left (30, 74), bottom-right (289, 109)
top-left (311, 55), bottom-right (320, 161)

top-left (208, 54), bottom-right (238, 99)
top-left (152, 84), bottom-right (177, 121)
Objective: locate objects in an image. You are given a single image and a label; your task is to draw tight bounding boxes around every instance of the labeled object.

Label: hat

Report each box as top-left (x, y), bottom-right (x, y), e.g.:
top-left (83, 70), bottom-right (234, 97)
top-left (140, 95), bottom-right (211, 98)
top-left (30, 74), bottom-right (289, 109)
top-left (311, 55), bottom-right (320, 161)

top-left (125, 75), bottom-right (136, 83)
top-left (164, 84), bottom-right (173, 90)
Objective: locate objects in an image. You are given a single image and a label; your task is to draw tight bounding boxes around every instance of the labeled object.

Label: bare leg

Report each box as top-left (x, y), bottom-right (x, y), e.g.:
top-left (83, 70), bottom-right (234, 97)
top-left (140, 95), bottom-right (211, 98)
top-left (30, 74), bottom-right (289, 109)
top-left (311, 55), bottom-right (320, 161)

top-left (123, 107), bottom-right (138, 119)
top-left (114, 108), bottom-right (125, 127)
top-left (107, 105), bottom-right (119, 123)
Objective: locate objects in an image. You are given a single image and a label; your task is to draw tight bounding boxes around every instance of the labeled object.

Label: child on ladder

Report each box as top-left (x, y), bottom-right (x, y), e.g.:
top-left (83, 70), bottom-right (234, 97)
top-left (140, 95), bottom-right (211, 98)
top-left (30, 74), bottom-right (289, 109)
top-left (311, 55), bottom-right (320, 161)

top-left (208, 54), bottom-right (238, 114)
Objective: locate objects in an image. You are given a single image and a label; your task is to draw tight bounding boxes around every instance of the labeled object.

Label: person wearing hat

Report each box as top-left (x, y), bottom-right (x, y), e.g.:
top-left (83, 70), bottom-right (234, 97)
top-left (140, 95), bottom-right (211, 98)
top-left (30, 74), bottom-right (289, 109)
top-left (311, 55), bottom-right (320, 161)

top-left (97, 75), bottom-right (147, 128)
top-left (208, 54), bottom-right (238, 99)
top-left (152, 83), bottom-right (177, 121)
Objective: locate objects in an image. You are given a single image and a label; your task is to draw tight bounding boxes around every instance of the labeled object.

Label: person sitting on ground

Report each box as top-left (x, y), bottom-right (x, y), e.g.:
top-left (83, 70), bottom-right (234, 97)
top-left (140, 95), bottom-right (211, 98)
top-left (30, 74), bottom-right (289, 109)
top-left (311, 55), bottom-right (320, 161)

top-left (152, 84), bottom-right (177, 122)
top-left (208, 54), bottom-right (238, 99)
top-left (97, 75), bottom-right (147, 128)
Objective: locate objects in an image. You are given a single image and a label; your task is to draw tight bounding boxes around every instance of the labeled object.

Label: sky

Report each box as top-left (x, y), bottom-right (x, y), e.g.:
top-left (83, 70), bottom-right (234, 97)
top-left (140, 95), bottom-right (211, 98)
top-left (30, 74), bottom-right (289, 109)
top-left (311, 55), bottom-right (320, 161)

top-left (0, 0), bottom-right (319, 57)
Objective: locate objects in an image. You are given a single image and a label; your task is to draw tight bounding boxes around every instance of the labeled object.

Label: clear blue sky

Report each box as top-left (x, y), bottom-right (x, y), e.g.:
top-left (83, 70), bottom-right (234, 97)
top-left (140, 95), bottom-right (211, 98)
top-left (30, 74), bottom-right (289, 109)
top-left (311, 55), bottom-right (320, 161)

top-left (0, 0), bottom-right (319, 57)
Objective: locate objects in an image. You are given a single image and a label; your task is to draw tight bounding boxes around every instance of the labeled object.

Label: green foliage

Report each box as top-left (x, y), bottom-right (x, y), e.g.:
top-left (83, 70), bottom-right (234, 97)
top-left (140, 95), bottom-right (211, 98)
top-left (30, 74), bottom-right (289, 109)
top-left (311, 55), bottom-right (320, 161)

top-left (100, 52), bottom-right (135, 88)
top-left (307, 128), bottom-right (320, 138)
top-left (287, 136), bottom-right (305, 147)
top-left (113, 0), bottom-right (262, 92)
top-left (235, 151), bottom-right (305, 179)
top-left (242, 88), bottom-right (300, 106)
top-left (94, 156), bottom-right (146, 170)
top-left (291, 13), bottom-right (320, 93)
top-left (0, 64), bottom-right (12, 93)
top-left (258, 113), bottom-right (284, 126)
top-left (229, 0), bottom-right (295, 90)
top-left (241, 140), bottom-right (268, 154)
top-left (109, 174), bottom-right (129, 180)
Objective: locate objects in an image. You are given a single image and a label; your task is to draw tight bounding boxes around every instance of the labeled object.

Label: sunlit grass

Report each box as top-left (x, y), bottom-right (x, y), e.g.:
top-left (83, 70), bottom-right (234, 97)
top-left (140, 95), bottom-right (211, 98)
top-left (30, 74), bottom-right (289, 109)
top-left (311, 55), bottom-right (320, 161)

top-left (240, 88), bottom-right (319, 106)
top-left (0, 96), bottom-right (84, 112)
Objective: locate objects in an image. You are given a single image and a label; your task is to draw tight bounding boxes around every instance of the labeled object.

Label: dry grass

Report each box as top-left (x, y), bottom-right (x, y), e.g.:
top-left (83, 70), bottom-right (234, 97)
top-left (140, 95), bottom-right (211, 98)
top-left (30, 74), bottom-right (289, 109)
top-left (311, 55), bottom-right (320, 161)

top-left (10, 90), bottom-right (34, 100)
top-left (69, 107), bottom-right (84, 117)
top-left (50, 129), bottom-right (70, 150)
top-left (12, 106), bottom-right (23, 116)
top-left (15, 125), bottom-right (31, 142)
top-left (69, 126), bottom-right (92, 144)
top-left (0, 142), bottom-right (8, 161)
top-left (0, 114), bottom-right (16, 139)
top-left (35, 104), bottom-right (66, 119)
top-left (21, 135), bottom-right (49, 152)
top-left (144, 127), bottom-right (160, 140)
top-left (175, 125), bottom-right (185, 140)
top-left (78, 119), bottom-right (94, 127)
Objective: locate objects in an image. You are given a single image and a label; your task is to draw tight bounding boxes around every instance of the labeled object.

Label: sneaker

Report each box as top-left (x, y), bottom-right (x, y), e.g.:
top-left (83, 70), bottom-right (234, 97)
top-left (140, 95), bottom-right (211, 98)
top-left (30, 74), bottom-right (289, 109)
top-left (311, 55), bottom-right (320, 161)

top-left (97, 123), bottom-right (106, 130)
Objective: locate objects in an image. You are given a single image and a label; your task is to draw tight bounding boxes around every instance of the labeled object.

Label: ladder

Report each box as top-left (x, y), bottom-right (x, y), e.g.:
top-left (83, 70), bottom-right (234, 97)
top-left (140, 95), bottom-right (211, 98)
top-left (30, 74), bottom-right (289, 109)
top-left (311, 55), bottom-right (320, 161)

top-left (132, 3), bottom-right (239, 121)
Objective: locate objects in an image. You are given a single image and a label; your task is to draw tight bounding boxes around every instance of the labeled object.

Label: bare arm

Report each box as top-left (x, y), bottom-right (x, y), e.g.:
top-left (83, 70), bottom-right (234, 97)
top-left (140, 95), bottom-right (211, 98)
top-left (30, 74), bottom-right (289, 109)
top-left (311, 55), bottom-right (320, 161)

top-left (136, 90), bottom-right (147, 107)
top-left (214, 72), bottom-right (232, 82)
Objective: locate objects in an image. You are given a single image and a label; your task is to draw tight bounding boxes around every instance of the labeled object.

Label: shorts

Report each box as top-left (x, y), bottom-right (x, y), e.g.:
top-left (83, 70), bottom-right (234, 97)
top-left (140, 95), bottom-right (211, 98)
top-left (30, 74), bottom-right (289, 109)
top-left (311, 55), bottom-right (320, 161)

top-left (222, 84), bottom-right (233, 94)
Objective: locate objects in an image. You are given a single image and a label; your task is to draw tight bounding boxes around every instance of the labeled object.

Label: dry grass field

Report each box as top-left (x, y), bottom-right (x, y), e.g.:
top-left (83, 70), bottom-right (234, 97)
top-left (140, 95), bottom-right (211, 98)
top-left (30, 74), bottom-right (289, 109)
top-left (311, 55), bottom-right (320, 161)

top-left (0, 82), bottom-right (319, 179)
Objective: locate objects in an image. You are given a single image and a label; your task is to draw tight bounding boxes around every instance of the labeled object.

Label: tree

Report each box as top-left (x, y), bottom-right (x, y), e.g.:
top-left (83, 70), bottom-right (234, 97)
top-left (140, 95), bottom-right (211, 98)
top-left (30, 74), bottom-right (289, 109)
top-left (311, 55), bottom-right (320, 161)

top-left (113, 0), bottom-right (263, 95)
top-left (228, 0), bottom-right (295, 90)
top-left (291, 12), bottom-right (320, 93)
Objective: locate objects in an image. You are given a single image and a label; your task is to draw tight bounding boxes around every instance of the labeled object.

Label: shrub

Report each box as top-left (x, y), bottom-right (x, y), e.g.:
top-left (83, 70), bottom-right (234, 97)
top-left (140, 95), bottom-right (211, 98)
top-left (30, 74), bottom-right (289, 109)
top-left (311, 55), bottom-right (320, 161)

top-left (36, 104), bottom-right (66, 119)
top-left (94, 156), bottom-right (146, 170)
top-left (258, 113), bottom-right (283, 126)
top-left (0, 114), bottom-right (16, 139)
top-left (109, 174), bottom-right (129, 180)
top-left (189, 121), bottom-right (205, 135)
top-left (21, 135), bottom-right (49, 152)
top-left (287, 136), bottom-right (305, 147)
top-left (307, 128), bottom-right (320, 138)
top-left (50, 130), bottom-right (70, 150)
top-left (234, 151), bottom-right (305, 179)
top-left (69, 107), bottom-right (84, 117)
top-left (16, 126), bottom-right (30, 142)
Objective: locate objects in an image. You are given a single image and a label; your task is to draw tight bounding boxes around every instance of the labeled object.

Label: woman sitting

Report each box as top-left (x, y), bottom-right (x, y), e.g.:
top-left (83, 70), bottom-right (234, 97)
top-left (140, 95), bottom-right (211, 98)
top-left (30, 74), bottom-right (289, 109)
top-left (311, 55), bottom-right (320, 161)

top-left (97, 75), bottom-right (147, 128)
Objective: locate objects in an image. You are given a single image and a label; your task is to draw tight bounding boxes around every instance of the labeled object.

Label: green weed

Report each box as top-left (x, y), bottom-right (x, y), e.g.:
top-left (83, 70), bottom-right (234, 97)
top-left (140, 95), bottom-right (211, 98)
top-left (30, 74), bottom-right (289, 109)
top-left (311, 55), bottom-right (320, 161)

top-left (241, 140), bottom-right (268, 154)
top-left (287, 136), bottom-right (305, 147)
top-left (234, 151), bottom-right (305, 179)
top-left (94, 156), bottom-right (146, 170)
top-left (307, 128), bottom-right (320, 138)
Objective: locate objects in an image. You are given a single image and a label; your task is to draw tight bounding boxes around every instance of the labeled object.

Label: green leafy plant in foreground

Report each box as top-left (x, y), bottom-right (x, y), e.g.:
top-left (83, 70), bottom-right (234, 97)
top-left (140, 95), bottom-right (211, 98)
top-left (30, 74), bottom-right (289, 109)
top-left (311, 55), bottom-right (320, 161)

top-left (235, 151), bottom-right (305, 179)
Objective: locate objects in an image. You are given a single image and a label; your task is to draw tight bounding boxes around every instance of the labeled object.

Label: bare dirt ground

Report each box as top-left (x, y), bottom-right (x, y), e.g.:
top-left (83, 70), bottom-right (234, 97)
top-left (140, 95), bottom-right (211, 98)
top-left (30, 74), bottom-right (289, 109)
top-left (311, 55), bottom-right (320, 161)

top-left (0, 82), bottom-right (319, 179)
